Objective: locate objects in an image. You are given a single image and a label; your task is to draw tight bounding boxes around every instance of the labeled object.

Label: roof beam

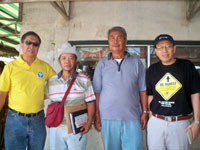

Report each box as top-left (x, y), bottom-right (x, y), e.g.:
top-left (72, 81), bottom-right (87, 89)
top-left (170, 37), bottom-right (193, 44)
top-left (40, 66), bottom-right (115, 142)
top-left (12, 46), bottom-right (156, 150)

top-left (0, 3), bottom-right (23, 21)
top-left (2, 0), bottom-right (73, 3)
top-left (0, 3), bottom-right (22, 55)
top-left (0, 37), bottom-right (19, 45)
top-left (0, 9), bottom-right (17, 19)
top-left (50, 1), bottom-right (69, 21)
top-left (186, 0), bottom-right (200, 21)
top-left (0, 17), bottom-right (20, 21)
top-left (0, 45), bottom-right (18, 55)
top-left (0, 0), bottom-right (163, 3)
top-left (18, 3), bottom-right (23, 21)
top-left (0, 22), bottom-right (20, 34)
top-left (0, 33), bottom-right (20, 38)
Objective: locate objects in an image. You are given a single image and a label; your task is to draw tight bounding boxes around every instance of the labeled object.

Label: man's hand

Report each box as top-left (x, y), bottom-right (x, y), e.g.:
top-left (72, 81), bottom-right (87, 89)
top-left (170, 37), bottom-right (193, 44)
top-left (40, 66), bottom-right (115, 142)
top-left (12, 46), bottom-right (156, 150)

top-left (139, 90), bottom-right (148, 130)
top-left (185, 122), bottom-right (200, 141)
top-left (140, 112), bottom-right (148, 130)
top-left (188, 93), bottom-right (200, 141)
top-left (80, 120), bottom-right (92, 134)
top-left (94, 114), bottom-right (101, 132)
top-left (81, 72), bottom-right (89, 77)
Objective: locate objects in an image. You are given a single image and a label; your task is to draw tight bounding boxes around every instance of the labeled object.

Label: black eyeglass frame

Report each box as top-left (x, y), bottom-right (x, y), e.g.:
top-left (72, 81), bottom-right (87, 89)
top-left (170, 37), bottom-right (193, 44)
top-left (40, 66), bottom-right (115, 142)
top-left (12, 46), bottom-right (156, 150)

top-left (24, 40), bottom-right (40, 47)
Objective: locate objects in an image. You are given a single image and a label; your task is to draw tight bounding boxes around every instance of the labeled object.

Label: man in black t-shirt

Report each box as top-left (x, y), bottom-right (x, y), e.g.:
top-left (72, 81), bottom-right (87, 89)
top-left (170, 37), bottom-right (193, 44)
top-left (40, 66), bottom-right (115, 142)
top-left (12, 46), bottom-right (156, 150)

top-left (146, 34), bottom-right (200, 150)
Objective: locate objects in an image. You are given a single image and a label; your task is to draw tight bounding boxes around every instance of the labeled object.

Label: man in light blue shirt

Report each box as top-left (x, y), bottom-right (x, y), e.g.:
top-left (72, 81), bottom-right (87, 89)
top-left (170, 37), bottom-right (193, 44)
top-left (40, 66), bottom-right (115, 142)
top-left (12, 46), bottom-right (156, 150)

top-left (93, 26), bottom-right (148, 150)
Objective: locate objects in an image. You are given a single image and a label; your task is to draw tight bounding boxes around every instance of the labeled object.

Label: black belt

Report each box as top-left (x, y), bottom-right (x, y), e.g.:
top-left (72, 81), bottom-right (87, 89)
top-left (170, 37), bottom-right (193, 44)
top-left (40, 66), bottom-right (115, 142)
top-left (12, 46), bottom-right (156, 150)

top-left (9, 108), bottom-right (43, 118)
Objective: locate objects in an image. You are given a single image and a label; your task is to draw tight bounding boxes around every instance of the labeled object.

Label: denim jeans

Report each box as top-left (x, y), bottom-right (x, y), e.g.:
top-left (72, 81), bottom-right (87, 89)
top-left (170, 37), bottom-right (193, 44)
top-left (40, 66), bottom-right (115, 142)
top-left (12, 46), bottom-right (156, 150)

top-left (101, 119), bottom-right (143, 150)
top-left (4, 109), bottom-right (46, 150)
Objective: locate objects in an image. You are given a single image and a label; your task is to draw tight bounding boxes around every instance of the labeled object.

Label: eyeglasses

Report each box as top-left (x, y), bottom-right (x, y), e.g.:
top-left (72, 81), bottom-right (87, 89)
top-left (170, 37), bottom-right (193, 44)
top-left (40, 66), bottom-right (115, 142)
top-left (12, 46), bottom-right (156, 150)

top-left (156, 44), bottom-right (173, 51)
top-left (24, 40), bottom-right (40, 47)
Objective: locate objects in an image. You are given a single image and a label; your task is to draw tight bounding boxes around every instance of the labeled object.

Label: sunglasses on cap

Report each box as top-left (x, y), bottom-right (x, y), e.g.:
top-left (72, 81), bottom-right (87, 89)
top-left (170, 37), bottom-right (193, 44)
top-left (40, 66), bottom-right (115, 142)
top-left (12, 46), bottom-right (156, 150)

top-left (24, 40), bottom-right (40, 47)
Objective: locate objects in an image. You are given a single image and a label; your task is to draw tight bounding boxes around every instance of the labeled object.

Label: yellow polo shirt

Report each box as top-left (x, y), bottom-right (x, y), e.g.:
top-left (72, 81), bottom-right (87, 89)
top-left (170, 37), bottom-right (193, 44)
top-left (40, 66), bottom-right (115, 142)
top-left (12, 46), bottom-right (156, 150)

top-left (0, 55), bottom-right (55, 113)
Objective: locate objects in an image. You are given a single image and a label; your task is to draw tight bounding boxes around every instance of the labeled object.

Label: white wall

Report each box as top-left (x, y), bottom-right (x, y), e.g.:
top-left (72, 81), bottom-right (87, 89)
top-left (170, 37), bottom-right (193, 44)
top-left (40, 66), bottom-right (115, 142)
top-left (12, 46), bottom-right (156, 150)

top-left (21, 1), bottom-right (200, 70)
top-left (21, 1), bottom-right (200, 149)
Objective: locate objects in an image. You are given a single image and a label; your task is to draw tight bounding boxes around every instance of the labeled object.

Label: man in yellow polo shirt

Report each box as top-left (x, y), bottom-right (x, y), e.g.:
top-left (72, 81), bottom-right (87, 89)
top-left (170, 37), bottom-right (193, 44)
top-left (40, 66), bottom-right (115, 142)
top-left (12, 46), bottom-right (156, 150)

top-left (0, 31), bottom-right (55, 150)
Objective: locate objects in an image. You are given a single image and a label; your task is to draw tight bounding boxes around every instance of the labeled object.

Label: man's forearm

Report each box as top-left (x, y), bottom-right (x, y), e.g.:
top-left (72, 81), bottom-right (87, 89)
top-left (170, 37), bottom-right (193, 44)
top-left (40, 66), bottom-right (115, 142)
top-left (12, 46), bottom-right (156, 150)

top-left (95, 93), bottom-right (100, 115)
top-left (147, 95), bottom-right (153, 117)
top-left (0, 91), bottom-right (8, 111)
top-left (87, 102), bottom-right (95, 120)
top-left (191, 93), bottom-right (200, 121)
top-left (140, 90), bottom-right (148, 111)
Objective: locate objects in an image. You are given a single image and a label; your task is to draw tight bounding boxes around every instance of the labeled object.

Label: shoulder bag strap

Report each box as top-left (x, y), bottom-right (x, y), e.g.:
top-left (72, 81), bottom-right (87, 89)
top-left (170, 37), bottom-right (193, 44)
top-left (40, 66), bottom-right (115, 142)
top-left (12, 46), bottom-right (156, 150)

top-left (60, 78), bottom-right (76, 106)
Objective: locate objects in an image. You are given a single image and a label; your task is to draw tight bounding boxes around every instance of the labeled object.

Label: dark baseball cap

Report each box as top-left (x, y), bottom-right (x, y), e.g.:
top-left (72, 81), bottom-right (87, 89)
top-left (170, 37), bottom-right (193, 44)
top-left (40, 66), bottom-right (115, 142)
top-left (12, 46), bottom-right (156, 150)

top-left (154, 34), bottom-right (175, 48)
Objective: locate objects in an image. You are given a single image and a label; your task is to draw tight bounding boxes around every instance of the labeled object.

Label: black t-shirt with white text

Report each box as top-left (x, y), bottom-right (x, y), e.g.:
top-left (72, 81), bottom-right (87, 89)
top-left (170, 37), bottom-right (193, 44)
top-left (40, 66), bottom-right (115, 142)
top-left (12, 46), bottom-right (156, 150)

top-left (146, 59), bottom-right (200, 116)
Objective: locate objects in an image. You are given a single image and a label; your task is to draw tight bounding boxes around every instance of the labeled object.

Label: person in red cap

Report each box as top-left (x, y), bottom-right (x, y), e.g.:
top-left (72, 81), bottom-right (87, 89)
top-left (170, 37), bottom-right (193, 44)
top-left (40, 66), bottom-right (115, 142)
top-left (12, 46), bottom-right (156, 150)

top-left (146, 34), bottom-right (200, 150)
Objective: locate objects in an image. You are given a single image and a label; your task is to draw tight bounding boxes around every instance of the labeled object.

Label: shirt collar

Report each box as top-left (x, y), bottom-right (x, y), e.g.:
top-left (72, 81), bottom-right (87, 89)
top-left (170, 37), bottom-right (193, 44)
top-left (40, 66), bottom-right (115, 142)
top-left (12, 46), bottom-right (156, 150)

top-left (17, 55), bottom-right (39, 65)
top-left (57, 70), bottom-right (78, 79)
top-left (107, 51), bottom-right (131, 60)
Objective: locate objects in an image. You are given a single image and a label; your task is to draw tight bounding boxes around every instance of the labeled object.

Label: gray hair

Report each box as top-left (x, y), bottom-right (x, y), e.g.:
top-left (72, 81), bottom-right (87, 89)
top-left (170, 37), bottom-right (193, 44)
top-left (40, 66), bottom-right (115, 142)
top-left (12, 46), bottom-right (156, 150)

top-left (108, 26), bottom-right (127, 39)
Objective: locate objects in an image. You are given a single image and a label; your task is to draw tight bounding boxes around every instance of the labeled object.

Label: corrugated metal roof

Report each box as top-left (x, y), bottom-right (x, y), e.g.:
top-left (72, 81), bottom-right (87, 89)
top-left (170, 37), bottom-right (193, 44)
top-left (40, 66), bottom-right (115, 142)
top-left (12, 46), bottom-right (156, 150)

top-left (0, 3), bottom-right (21, 50)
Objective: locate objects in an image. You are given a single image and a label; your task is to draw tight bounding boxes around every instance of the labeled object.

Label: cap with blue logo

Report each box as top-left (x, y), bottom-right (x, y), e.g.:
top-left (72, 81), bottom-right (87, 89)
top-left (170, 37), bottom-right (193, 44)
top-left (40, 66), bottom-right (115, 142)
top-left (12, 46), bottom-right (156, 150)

top-left (154, 34), bottom-right (175, 48)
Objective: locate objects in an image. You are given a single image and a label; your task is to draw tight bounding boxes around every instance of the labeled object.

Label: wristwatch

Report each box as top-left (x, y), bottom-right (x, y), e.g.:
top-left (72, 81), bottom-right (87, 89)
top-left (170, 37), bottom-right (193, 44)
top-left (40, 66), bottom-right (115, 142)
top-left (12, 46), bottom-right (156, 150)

top-left (194, 120), bottom-right (200, 125)
top-left (143, 110), bottom-right (149, 114)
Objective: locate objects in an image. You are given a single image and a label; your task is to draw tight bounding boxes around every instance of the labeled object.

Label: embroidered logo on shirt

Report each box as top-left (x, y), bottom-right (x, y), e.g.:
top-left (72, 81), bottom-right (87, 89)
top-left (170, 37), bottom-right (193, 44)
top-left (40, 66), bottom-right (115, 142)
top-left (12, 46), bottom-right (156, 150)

top-left (37, 71), bottom-right (44, 79)
top-left (156, 72), bottom-right (182, 101)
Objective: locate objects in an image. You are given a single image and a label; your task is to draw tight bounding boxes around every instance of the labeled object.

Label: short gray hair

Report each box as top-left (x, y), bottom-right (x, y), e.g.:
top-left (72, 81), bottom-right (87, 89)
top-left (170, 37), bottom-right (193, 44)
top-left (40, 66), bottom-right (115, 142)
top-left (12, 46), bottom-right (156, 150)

top-left (108, 26), bottom-right (127, 39)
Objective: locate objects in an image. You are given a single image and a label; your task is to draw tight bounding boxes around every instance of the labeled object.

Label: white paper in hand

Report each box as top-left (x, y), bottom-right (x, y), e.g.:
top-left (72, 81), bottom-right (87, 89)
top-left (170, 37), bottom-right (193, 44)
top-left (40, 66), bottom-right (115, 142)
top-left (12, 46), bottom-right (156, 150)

top-left (75, 113), bottom-right (88, 128)
top-left (186, 129), bottom-right (192, 144)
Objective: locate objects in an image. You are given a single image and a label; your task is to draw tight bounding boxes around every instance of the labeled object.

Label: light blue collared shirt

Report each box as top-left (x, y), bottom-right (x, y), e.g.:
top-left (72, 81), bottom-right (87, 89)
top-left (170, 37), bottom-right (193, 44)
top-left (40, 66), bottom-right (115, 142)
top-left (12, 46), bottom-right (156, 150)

top-left (93, 52), bottom-right (146, 121)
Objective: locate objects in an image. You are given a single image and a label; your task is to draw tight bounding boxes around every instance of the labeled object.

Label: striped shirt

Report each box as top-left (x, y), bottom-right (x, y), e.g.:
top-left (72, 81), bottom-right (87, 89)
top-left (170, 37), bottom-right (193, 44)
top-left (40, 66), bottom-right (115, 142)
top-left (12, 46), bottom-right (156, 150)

top-left (46, 71), bottom-right (95, 105)
top-left (46, 71), bottom-right (96, 125)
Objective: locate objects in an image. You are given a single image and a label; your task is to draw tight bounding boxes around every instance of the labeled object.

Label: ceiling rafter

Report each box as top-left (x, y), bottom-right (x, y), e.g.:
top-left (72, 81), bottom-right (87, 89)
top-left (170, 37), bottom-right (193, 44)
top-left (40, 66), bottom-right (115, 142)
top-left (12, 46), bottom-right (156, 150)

top-left (50, 1), bottom-right (70, 21)
top-left (0, 0), bottom-right (176, 3)
top-left (0, 22), bottom-right (19, 34)
top-left (0, 45), bottom-right (19, 55)
top-left (1, 0), bottom-right (200, 57)
top-left (0, 3), bottom-right (22, 21)
top-left (0, 9), bottom-right (17, 19)
top-left (0, 3), bottom-right (21, 55)
top-left (1, 0), bottom-right (133, 3)
top-left (0, 37), bottom-right (19, 45)
top-left (186, 0), bottom-right (200, 21)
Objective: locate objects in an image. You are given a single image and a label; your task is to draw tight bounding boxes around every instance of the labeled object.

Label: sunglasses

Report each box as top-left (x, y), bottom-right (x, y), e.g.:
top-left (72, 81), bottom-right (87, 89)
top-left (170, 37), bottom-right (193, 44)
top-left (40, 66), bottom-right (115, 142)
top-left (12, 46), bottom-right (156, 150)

top-left (24, 40), bottom-right (40, 47)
